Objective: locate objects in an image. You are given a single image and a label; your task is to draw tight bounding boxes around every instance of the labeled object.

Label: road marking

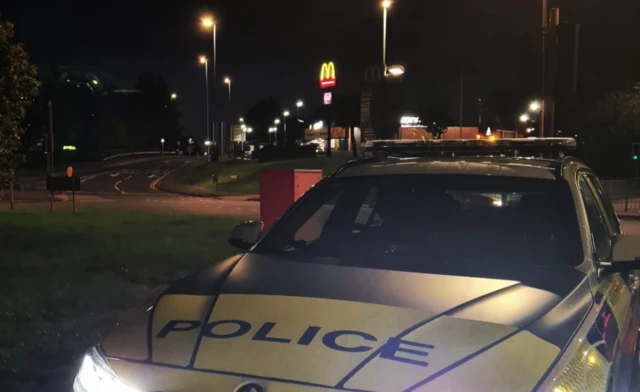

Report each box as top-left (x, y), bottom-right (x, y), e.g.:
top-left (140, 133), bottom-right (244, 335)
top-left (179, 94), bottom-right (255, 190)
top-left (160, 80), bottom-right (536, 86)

top-left (149, 162), bottom-right (188, 191)
top-left (114, 181), bottom-right (126, 194)
top-left (110, 173), bottom-right (120, 178)
top-left (81, 173), bottom-right (102, 183)
top-left (148, 174), bottom-right (157, 179)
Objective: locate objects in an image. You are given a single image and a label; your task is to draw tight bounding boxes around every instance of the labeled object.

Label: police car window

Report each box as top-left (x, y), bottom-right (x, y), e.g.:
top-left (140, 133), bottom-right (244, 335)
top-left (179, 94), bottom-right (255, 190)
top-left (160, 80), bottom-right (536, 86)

top-left (354, 187), bottom-right (377, 227)
top-left (295, 191), bottom-right (342, 242)
top-left (579, 177), bottom-right (612, 260)
top-left (257, 175), bottom-right (583, 273)
top-left (586, 175), bottom-right (621, 235)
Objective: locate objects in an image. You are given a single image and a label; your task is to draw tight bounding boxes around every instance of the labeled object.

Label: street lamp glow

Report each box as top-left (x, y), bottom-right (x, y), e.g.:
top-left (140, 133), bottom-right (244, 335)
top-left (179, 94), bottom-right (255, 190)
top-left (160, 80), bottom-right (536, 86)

top-left (170, 93), bottom-right (177, 100)
top-left (247, 128), bottom-right (253, 133)
top-left (199, 56), bottom-right (207, 64)
top-left (201, 17), bottom-right (214, 28)
top-left (160, 138), bottom-right (165, 144)
top-left (274, 119), bottom-right (281, 125)
top-left (224, 77), bottom-right (231, 84)
top-left (283, 111), bottom-right (290, 117)
top-left (239, 118), bottom-right (244, 123)
top-left (204, 140), bottom-right (212, 147)
top-left (530, 101), bottom-right (541, 111)
top-left (296, 100), bottom-right (304, 108)
top-left (382, 0), bottom-right (392, 8)
top-left (519, 114), bottom-right (530, 123)
top-left (386, 65), bottom-right (405, 76)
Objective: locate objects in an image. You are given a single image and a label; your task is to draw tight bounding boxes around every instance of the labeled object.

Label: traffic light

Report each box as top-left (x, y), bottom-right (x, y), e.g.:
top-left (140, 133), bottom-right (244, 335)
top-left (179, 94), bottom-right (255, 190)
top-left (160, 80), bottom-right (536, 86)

top-left (634, 143), bottom-right (640, 161)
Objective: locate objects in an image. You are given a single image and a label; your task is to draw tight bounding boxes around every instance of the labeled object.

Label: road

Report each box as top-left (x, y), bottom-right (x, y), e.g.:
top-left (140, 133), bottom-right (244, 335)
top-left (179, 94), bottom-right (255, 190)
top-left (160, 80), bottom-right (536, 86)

top-left (77, 156), bottom-right (188, 194)
top-left (3, 157), bottom-right (259, 220)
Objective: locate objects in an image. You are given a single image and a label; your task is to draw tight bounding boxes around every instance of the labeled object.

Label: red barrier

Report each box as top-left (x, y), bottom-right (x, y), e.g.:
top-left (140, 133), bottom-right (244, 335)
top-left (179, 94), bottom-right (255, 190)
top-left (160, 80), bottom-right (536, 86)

top-left (260, 170), bottom-right (323, 230)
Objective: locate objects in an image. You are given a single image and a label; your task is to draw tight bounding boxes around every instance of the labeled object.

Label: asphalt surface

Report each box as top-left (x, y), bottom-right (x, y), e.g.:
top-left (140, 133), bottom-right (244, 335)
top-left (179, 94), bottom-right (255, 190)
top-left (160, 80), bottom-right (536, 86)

top-left (4, 157), bottom-right (260, 220)
top-left (78, 156), bottom-right (189, 194)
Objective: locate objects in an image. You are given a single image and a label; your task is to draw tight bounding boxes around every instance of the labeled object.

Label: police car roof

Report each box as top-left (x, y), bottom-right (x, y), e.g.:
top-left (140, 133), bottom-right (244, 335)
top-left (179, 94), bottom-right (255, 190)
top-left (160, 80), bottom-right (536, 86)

top-left (335, 157), bottom-right (559, 180)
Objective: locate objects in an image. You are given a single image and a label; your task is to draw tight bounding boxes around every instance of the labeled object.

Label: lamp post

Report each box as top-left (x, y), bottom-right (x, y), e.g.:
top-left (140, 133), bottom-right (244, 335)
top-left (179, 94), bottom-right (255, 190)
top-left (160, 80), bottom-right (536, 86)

top-left (274, 119), bottom-right (281, 146)
top-left (269, 127), bottom-right (277, 144)
top-left (202, 16), bottom-right (217, 146)
top-left (224, 77), bottom-right (231, 101)
top-left (283, 111), bottom-right (290, 147)
top-left (199, 56), bottom-right (211, 162)
top-left (529, 101), bottom-right (542, 137)
top-left (296, 100), bottom-right (304, 143)
top-left (382, 1), bottom-right (392, 74)
top-left (161, 138), bottom-right (165, 155)
top-left (246, 127), bottom-right (253, 145)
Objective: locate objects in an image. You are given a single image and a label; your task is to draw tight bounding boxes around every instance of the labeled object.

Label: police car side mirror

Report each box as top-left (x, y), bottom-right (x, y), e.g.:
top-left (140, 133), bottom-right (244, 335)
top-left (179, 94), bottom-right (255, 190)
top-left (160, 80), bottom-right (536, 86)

top-left (229, 221), bottom-right (264, 251)
top-left (601, 234), bottom-right (640, 276)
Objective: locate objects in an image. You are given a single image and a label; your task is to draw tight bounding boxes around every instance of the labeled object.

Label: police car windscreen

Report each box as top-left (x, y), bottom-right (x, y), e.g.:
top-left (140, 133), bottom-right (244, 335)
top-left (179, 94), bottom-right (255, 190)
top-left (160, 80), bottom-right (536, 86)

top-left (256, 175), bottom-right (583, 274)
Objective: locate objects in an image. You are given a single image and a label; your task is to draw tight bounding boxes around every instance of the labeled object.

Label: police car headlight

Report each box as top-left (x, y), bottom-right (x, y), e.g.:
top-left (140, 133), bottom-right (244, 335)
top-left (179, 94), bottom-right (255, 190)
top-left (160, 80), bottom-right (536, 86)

top-left (73, 346), bottom-right (139, 392)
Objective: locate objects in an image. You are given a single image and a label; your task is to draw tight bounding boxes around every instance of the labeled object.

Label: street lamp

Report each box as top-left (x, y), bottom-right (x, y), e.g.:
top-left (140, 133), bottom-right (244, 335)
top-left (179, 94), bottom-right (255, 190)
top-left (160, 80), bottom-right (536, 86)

top-left (296, 100), bottom-right (304, 109)
top-left (386, 65), bottom-right (405, 77)
top-left (382, 1), bottom-right (392, 73)
top-left (239, 117), bottom-right (244, 123)
top-left (519, 114), bottom-right (530, 123)
top-left (199, 56), bottom-right (211, 162)
top-left (170, 93), bottom-right (177, 101)
top-left (204, 140), bottom-right (212, 158)
top-left (201, 16), bottom-right (217, 81)
top-left (274, 119), bottom-right (281, 125)
top-left (530, 101), bottom-right (541, 112)
top-left (161, 138), bottom-right (165, 155)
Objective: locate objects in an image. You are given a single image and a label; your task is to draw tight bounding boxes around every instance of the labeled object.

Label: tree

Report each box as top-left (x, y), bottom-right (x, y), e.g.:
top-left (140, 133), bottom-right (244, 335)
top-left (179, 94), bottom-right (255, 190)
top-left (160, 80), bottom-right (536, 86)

top-left (419, 101), bottom-right (455, 138)
top-left (581, 83), bottom-right (640, 177)
top-left (0, 20), bottom-right (39, 187)
top-left (245, 98), bottom-right (282, 143)
top-left (130, 72), bottom-right (182, 149)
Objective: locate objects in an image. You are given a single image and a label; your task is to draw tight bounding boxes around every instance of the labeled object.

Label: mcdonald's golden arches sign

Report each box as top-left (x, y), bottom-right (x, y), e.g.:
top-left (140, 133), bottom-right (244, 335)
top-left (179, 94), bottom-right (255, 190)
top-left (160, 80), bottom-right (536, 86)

top-left (320, 62), bottom-right (336, 89)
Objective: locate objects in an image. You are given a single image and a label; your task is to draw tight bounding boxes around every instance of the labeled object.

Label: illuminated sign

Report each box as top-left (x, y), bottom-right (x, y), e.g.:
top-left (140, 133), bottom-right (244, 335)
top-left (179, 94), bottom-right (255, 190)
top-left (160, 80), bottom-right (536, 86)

top-left (320, 62), bottom-right (336, 89)
top-left (323, 92), bottom-right (333, 105)
top-left (400, 116), bottom-right (423, 128)
top-left (63, 145), bottom-right (76, 151)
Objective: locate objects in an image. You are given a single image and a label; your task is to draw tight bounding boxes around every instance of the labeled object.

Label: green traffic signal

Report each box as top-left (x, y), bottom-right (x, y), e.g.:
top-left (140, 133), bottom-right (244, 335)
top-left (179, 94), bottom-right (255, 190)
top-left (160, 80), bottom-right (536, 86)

top-left (634, 155), bottom-right (639, 161)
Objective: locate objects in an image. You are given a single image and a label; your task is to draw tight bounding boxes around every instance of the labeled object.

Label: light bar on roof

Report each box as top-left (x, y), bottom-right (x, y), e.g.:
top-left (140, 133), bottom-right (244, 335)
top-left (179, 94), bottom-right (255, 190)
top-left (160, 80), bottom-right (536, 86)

top-left (366, 138), bottom-right (576, 150)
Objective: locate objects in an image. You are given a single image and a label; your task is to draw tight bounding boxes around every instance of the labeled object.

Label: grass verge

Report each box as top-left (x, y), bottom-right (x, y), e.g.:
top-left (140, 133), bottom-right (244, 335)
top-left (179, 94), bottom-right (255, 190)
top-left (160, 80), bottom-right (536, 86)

top-left (0, 212), bottom-right (241, 392)
top-left (170, 153), bottom-right (354, 195)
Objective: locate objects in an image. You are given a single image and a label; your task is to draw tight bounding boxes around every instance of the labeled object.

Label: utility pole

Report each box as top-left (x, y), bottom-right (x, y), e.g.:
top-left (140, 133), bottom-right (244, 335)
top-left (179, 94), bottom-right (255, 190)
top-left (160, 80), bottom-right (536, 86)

top-left (48, 101), bottom-right (54, 211)
top-left (327, 98), bottom-right (333, 158)
top-left (540, 0), bottom-right (548, 138)
top-left (459, 68), bottom-right (464, 139)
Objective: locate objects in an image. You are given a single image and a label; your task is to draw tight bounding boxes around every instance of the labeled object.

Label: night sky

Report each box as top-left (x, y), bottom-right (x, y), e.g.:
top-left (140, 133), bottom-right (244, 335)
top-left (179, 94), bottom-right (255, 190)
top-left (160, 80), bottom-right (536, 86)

top-left (4, 0), bottom-right (639, 134)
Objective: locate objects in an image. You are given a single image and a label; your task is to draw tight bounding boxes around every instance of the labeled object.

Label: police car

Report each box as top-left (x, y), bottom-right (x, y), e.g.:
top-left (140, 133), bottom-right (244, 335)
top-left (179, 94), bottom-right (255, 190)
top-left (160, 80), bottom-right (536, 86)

top-left (74, 138), bottom-right (640, 392)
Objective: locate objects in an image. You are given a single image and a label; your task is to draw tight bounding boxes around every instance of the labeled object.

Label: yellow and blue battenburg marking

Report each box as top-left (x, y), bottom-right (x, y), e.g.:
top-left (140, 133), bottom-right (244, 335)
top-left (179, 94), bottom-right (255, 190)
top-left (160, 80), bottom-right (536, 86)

top-left (549, 273), bottom-right (634, 392)
top-left (108, 293), bottom-right (561, 391)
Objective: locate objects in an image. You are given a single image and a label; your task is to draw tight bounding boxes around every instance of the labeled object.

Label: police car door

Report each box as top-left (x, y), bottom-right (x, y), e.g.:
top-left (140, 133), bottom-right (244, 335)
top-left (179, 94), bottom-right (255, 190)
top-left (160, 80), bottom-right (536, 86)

top-left (579, 174), bottom-right (639, 390)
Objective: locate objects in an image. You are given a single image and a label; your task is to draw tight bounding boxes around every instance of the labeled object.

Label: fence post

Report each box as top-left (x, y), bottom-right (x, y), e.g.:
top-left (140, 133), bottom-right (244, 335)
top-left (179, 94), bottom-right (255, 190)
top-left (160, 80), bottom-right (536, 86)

top-left (625, 181), bottom-right (630, 212)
